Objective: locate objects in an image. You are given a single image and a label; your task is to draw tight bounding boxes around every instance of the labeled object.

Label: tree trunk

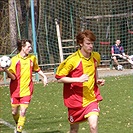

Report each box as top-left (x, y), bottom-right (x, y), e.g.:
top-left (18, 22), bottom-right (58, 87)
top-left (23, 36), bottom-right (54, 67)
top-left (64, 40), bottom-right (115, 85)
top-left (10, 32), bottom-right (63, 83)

top-left (8, 0), bottom-right (17, 53)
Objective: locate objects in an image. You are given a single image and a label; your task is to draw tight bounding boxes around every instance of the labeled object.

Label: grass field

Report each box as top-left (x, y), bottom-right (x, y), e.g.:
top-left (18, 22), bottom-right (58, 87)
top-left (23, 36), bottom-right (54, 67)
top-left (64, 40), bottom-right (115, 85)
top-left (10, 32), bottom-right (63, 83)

top-left (0, 75), bottom-right (133, 133)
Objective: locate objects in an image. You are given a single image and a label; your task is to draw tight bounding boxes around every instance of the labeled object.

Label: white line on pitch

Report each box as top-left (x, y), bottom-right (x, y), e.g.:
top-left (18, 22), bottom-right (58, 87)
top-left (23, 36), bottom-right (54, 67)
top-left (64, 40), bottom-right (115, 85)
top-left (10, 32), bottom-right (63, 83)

top-left (0, 118), bottom-right (15, 129)
top-left (0, 118), bottom-right (27, 133)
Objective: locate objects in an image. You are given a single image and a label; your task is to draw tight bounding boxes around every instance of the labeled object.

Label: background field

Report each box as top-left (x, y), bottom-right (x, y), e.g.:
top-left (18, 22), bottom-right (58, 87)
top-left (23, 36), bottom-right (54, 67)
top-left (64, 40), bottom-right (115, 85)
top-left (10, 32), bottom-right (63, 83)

top-left (0, 74), bottom-right (133, 133)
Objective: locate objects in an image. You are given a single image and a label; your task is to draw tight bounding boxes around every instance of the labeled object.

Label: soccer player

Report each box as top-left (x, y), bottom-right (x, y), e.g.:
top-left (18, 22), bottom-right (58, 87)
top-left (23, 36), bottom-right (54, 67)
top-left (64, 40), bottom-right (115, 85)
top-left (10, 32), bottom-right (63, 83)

top-left (0, 39), bottom-right (48, 133)
top-left (55, 30), bottom-right (105, 133)
top-left (111, 39), bottom-right (131, 70)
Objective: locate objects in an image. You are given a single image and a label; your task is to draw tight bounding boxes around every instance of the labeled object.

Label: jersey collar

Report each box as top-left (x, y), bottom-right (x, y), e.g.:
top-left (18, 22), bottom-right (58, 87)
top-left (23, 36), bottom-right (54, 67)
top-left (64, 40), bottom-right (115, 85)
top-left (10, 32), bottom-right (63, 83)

top-left (77, 49), bottom-right (92, 61)
top-left (18, 53), bottom-right (29, 59)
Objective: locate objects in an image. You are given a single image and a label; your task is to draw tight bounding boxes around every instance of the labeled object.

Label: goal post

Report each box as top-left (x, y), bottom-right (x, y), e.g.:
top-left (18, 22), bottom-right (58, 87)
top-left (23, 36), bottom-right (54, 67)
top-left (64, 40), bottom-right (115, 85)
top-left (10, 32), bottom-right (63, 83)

top-left (55, 18), bottom-right (64, 62)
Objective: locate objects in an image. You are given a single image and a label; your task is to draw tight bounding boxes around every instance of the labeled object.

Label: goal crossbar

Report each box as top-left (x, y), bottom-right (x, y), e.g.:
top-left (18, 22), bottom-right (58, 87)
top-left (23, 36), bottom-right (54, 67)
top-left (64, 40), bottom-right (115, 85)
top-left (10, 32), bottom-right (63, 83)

top-left (85, 13), bottom-right (133, 19)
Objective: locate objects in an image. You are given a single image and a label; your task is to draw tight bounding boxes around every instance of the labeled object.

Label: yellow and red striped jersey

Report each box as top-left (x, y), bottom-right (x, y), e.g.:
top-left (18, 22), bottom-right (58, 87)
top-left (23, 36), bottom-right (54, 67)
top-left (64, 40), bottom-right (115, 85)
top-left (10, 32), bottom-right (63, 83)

top-left (8, 53), bottom-right (40, 97)
top-left (55, 50), bottom-right (103, 108)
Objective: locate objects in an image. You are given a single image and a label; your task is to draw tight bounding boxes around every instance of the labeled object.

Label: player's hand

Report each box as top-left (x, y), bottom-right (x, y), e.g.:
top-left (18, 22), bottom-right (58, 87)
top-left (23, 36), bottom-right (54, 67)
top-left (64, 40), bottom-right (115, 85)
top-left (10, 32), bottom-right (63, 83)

top-left (0, 62), bottom-right (4, 72)
top-left (0, 67), bottom-right (4, 72)
top-left (42, 76), bottom-right (48, 87)
top-left (0, 67), bottom-right (7, 72)
top-left (97, 79), bottom-right (105, 86)
top-left (79, 74), bottom-right (89, 82)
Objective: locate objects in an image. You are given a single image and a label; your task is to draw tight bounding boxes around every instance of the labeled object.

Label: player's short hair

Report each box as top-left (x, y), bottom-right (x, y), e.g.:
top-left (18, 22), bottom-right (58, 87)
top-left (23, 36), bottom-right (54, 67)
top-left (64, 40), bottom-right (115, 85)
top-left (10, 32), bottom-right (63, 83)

top-left (17, 39), bottom-right (32, 52)
top-left (76, 30), bottom-right (96, 45)
top-left (116, 40), bottom-right (121, 43)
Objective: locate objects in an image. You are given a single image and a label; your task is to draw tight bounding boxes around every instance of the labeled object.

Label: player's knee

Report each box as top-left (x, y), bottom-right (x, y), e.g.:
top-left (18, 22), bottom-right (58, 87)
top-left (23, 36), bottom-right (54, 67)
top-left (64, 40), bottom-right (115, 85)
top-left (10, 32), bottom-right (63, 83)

top-left (12, 111), bottom-right (17, 115)
top-left (12, 107), bottom-right (18, 115)
top-left (112, 56), bottom-right (116, 60)
top-left (89, 123), bottom-right (97, 132)
top-left (70, 124), bottom-right (79, 133)
top-left (20, 109), bottom-right (27, 116)
top-left (88, 115), bottom-right (98, 132)
top-left (114, 58), bottom-right (117, 61)
top-left (19, 104), bottom-right (28, 116)
top-left (20, 110), bottom-right (26, 116)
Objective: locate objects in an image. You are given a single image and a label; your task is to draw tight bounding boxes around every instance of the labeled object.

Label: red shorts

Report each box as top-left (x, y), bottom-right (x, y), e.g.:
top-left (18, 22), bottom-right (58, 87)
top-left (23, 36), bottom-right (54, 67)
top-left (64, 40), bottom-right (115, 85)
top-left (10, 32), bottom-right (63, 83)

top-left (68, 101), bottom-right (100, 123)
top-left (11, 96), bottom-right (32, 104)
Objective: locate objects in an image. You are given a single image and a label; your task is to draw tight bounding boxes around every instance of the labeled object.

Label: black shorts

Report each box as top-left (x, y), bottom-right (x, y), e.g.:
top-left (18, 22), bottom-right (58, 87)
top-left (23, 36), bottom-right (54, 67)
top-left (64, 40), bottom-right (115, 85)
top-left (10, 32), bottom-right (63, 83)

top-left (111, 56), bottom-right (123, 60)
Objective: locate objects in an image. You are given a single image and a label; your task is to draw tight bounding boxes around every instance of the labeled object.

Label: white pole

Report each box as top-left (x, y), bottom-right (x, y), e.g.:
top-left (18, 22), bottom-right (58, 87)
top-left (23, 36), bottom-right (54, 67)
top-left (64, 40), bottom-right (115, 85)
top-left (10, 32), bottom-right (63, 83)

top-left (55, 19), bottom-right (64, 62)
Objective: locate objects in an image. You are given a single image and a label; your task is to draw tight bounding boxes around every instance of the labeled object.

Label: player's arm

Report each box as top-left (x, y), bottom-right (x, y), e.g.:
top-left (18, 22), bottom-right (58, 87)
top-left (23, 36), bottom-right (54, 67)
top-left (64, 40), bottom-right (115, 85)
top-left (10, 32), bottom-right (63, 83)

top-left (121, 52), bottom-right (127, 58)
top-left (121, 53), bottom-right (130, 59)
top-left (33, 56), bottom-right (48, 86)
top-left (57, 74), bottom-right (89, 83)
top-left (4, 69), bottom-right (16, 80)
top-left (56, 58), bottom-right (89, 83)
top-left (119, 46), bottom-right (127, 58)
top-left (96, 69), bottom-right (105, 86)
top-left (95, 55), bottom-right (105, 86)
top-left (0, 65), bottom-right (15, 80)
top-left (38, 70), bottom-right (48, 86)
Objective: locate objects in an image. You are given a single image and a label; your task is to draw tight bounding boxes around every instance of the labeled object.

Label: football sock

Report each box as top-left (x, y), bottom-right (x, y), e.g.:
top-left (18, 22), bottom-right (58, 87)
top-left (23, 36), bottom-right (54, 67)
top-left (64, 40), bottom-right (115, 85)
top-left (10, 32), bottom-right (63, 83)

top-left (17, 116), bottom-right (26, 132)
top-left (17, 131), bottom-right (21, 133)
top-left (13, 113), bottom-right (19, 124)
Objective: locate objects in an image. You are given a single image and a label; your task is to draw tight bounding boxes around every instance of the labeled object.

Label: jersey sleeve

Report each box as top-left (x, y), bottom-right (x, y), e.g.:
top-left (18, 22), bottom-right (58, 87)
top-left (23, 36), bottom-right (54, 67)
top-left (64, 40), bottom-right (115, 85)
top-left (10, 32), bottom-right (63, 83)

top-left (93, 52), bottom-right (101, 66)
top-left (55, 58), bottom-right (73, 79)
top-left (120, 46), bottom-right (124, 53)
top-left (32, 55), bottom-right (40, 72)
top-left (111, 46), bottom-right (114, 54)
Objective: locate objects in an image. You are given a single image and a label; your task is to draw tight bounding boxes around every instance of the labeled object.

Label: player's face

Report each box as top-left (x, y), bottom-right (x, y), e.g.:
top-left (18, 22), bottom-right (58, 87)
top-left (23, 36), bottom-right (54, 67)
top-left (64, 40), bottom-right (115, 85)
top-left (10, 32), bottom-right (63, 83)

top-left (80, 38), bottom-right (94, 58)
top-left (116, 40), bottom-right (120, 45)
top-left (22, 42), bottom-right (32, 55)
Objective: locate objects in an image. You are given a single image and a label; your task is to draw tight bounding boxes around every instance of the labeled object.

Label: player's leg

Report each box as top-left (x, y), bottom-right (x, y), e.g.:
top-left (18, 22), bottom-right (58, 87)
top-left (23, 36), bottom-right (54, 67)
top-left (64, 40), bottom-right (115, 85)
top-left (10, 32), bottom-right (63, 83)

top-left (12, 104), bottom-right (20, 124)
top-left (70, 123), bottom-right (79, 133)
top-left (11, 97), bottom-right (20, 124)
top-left (87, 114), bottom-right (98, 133)
top-left (112, 56), bottom-right (119, 66)
top-left (16, 96), bottom-right (31, 133)
top-left (67, 107), bottom-right (79, 133)
top-left (16, 104), bottom-right (28, 133)
top-left (85, 101), bottom-right (100, 133)
top-left (127, 55), bottom-right (133, 65)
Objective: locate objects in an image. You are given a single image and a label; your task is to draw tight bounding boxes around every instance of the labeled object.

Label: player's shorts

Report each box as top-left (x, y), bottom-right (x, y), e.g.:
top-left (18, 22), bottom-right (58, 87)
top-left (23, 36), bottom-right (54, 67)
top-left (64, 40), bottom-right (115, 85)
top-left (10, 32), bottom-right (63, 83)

top-left (111, 56), bottom-right (122, 60)
top-left (11, 95), bottom-right (32, 106)
top-left (68, 101), bottom-right (100, 123)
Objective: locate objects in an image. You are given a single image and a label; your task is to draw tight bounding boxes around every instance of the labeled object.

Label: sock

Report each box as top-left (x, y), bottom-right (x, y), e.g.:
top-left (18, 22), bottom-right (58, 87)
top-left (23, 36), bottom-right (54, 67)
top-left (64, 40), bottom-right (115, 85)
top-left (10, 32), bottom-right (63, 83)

top-left (13, 113), bottom-right (19, 124)
top-left (17, 116), bottom-right (26, 132)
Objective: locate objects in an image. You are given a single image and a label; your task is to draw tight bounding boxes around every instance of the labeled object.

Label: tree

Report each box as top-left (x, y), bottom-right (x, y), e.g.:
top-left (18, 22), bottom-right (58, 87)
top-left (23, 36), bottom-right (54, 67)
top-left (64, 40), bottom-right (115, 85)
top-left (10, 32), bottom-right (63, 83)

top-left (8, 0), bottom-right (17, 53)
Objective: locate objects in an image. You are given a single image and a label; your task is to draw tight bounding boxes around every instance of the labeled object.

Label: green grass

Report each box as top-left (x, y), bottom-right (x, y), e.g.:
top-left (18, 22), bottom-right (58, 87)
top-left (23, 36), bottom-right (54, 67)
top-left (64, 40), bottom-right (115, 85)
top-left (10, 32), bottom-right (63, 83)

top-left (0, 75), bottom-right (133, 133)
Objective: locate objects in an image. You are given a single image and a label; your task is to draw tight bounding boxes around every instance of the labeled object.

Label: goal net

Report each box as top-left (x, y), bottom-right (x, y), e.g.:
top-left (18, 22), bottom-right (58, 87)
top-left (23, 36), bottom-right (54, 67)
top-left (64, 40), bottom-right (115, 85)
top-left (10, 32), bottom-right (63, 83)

top-left (37, 0), bottom-right (133, 71)
top-left (0, 0), bottom-right (133, 71)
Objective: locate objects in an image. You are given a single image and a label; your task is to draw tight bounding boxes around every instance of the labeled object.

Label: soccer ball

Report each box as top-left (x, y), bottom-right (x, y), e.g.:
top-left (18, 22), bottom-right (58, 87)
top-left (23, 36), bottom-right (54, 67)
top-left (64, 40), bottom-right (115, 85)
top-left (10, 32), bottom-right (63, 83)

top-left (117, 65), bottom-right (123, 71)
top-left (0, 56), bottom-right (11, 68)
